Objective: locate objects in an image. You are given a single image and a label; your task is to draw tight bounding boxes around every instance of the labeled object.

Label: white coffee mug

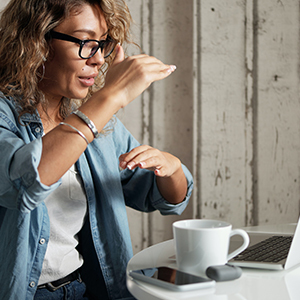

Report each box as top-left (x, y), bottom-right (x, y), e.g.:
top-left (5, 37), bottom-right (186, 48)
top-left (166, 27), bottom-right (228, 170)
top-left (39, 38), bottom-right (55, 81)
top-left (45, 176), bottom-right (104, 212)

top-left (173, 219), bottom-right (249, 275)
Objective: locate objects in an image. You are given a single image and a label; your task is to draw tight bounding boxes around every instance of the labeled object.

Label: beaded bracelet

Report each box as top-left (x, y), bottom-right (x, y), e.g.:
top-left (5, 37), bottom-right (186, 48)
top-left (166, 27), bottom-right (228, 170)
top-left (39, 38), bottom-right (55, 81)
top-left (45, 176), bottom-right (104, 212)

top-left (59, 122), bottom-right (89, 145)
top-left (73, 110), bottom-right (100, 139)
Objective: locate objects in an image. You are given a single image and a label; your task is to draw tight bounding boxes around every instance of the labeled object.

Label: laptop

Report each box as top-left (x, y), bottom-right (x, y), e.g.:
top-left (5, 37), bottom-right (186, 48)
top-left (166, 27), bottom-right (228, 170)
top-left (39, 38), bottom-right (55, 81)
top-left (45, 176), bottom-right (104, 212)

top-left (229, 216), bottom-right (300, 270)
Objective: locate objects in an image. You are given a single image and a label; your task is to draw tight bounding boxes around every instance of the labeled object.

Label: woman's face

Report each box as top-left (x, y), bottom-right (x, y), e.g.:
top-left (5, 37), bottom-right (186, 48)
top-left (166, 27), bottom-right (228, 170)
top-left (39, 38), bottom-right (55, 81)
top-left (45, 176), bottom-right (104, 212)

top-left (39, 4), bottom-right (108, 103)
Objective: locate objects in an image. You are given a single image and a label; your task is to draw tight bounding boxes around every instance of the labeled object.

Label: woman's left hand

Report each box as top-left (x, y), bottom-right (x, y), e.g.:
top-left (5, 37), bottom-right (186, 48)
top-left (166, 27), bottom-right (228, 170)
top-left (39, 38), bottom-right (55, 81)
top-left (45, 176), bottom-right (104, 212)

top-left (119, 145), bottom-right (187, 204)
top-left (119, 145), bottom-right (181, 177)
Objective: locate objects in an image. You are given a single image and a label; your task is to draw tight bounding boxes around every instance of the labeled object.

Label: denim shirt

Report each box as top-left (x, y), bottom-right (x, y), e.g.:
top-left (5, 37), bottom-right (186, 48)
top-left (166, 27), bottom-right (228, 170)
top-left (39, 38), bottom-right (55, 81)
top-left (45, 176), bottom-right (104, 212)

top-left (0, 94), bottom-right (193, 300)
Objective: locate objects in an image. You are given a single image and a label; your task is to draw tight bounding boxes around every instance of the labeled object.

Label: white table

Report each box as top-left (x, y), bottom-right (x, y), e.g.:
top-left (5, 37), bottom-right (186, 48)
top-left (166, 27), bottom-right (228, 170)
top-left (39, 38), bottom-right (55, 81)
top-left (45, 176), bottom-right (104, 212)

top-left (126, 223), bottom-right (299, 300)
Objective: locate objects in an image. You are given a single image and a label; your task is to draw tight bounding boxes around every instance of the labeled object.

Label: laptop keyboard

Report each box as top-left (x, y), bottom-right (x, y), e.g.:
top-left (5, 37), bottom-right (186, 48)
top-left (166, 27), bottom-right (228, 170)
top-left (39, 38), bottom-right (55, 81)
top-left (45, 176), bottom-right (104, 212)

top-left (234, 235), bottom-right (293, 263)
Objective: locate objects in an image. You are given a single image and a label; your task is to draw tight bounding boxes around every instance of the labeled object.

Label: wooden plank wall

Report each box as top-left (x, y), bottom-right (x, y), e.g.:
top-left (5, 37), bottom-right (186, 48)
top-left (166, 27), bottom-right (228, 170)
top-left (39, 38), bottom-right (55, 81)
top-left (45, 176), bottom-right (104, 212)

top-left (124, 0), bottom-right (300, 253)
top-left (1, 0), bottom-right (300, 254)
top-left (123, 0), bottom-right (194, 253)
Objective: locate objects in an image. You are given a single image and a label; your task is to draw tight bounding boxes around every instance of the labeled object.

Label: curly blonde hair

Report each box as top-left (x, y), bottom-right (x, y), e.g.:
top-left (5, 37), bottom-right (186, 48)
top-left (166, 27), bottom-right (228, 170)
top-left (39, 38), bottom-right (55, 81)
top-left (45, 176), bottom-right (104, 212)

top-left (0, 0), bottom-right (132, 119)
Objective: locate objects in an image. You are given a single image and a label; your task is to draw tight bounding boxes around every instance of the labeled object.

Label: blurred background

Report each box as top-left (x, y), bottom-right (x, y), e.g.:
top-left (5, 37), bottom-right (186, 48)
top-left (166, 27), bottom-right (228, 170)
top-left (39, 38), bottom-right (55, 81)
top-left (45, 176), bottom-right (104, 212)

top-left (1, 0), bottom-right (300, 254)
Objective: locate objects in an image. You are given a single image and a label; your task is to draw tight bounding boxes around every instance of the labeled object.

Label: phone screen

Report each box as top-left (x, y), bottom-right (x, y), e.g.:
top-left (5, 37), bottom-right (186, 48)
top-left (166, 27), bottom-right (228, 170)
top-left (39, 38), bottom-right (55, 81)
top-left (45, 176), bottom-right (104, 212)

top-left (131, 267), bottom-right (212, 286)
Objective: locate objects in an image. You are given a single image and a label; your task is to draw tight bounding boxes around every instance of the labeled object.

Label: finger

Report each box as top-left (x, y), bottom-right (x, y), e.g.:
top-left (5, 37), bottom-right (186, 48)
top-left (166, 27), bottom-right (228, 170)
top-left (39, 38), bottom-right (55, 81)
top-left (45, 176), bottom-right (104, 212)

top-left (146, 63), bottom-right (177, 83)
top-left (138, 156), bottom-right (161, 171)
top-left (119, 159), bottom-right (127, 170)
top-left (129, 150), bottom-right (162, 171)
top-left (164, 65), bottom-right (177, 74)
top-left (120, 145), bottom-right (151, 163)
top-left (154, 166), bottom-right (166, 177)
top-left (111, 44), bottom-right (125, 66)
top-left (127, 55), bottom-right (177, 78)
top-left (139, 158), bottom-right (168, 177)
top-left (119, 145), bottom-right (151, 169)
top-left (139, 152), bottom-right (178, 177)
top-left (138, 56), bottom-right (177, 76)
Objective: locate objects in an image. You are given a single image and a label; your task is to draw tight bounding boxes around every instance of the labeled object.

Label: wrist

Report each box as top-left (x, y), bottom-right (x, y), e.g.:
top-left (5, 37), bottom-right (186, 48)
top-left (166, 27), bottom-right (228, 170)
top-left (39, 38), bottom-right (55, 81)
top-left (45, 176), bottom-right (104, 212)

top-left (94, 86), bottom-right (125, 110)
top-left (63, 114), bottom-right (94, 144)
top-left (77, 89), bottom-right (121, 134)
top-left (163, 152), bottom-right (182, 177)
top-left (73, 109), bottom-right (100, 139)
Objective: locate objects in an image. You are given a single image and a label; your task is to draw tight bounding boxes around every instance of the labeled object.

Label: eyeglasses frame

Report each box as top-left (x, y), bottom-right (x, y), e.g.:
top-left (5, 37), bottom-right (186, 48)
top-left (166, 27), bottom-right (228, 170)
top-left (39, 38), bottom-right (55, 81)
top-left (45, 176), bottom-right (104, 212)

top-left (49, 31), bottom-right (116, 59)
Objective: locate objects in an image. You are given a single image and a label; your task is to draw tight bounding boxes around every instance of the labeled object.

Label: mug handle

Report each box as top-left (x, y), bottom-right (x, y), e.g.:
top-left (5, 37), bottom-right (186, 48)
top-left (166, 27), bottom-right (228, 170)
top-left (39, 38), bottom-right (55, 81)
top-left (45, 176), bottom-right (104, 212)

top-left (227, 229), bottom-right (250, 261)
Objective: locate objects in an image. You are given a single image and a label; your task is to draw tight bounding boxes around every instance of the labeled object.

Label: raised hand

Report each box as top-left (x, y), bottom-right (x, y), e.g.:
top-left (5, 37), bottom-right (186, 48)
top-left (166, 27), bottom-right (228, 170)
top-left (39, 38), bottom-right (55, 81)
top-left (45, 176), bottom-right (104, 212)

top-left (103, 44), bottom-right (176, 109)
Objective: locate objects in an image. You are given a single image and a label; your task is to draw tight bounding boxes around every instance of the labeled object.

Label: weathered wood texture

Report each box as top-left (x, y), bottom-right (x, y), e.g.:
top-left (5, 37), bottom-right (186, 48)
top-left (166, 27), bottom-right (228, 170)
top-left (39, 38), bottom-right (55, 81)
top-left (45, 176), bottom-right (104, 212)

top-left (125, 0), bottom-right (300, 253)
top-left (124, 0), bottom-right (194, 253)
top-left (1, 0), bottom-right (300, 254)
top-left (254, 1), bottom-right (300, 225)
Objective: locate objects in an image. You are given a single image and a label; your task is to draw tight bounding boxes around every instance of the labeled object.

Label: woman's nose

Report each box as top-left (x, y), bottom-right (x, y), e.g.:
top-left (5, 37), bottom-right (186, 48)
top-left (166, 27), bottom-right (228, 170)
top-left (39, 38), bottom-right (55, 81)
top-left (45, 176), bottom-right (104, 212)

top-left (87, 49), bottom-right (105, 67)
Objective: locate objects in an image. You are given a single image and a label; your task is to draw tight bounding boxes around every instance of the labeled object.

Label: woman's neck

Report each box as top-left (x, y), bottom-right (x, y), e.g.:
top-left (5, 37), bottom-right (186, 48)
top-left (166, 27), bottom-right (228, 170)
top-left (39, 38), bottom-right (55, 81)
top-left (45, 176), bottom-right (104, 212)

top-left (37, 100), bottom-right (63, 134)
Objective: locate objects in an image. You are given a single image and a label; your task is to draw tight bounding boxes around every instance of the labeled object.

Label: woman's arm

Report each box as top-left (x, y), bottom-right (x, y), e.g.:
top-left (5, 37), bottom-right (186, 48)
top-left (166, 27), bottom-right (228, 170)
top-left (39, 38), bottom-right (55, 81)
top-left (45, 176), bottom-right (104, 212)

top-left (38, 45), bottom-right (176, 186)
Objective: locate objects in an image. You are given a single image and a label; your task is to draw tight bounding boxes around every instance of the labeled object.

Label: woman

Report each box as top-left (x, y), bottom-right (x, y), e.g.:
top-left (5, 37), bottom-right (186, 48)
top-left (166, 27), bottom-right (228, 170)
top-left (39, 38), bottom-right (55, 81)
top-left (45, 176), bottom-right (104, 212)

top-left (0, 0), bottom-right (193, 299)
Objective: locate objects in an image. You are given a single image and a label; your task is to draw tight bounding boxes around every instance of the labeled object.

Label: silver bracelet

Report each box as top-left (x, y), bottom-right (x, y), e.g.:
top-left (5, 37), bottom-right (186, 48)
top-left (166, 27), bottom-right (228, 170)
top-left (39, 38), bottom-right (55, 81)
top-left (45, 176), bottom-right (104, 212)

top-left (73, 110), bottom-right (100, 139)
top-left (59, 122), bottom-right (89, 145)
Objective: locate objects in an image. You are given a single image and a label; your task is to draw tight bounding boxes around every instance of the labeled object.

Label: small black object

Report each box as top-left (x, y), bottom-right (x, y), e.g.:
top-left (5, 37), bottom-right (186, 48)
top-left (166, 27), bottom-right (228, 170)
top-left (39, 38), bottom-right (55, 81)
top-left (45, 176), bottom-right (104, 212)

top-left (206, 264), bottom-right (242, 282)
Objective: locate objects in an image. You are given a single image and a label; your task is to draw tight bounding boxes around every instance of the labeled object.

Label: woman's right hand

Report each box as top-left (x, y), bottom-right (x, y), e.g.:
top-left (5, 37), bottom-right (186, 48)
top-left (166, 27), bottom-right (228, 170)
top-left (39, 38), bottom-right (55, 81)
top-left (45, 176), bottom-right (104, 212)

top-left (102, 44), bottom-right (176, 109)
top-left (38, 45), bottom-right (176, 186)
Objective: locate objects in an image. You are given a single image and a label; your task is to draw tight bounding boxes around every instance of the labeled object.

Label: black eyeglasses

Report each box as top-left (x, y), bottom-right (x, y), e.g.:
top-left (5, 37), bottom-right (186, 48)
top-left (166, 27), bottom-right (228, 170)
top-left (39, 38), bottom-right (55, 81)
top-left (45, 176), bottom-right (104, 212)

top-left (49, 31), bottom-right (117, 59)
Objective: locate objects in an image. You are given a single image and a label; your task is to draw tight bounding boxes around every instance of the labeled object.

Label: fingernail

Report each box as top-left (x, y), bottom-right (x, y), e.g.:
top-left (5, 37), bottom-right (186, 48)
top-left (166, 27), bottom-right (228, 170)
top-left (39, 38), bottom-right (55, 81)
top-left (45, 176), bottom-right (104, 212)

top-left (127, 162), bottom-right (134, 170)
top-left (170, 65), bottom-right (177, 72)
top-left (115, 43), bottom-right (121, 54)
top-left (139, 162), bottom-right (145, 168)
top-left (166, 65), bottom-right (176, 74)
top-left (119, 161), bottom-right (127, 169)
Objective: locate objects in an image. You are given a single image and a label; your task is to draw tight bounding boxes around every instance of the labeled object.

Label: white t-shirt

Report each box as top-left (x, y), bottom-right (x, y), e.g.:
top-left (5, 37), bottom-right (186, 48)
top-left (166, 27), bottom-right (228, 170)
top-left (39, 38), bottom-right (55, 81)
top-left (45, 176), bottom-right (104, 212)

top-left (38, 165), bottom-right (87, 285)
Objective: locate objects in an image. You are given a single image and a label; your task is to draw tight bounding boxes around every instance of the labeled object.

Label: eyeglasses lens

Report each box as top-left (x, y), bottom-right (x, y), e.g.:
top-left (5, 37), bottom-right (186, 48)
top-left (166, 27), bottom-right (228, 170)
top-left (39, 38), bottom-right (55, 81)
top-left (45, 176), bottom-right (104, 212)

top-left (81, 39), bottom-right (115, 59)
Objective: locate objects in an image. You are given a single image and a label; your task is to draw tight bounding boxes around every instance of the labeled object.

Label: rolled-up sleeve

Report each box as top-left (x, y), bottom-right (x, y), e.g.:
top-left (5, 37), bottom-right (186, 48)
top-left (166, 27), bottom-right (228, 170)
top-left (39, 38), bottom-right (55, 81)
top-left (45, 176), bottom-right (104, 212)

top-left (149, 164), bottom-right (193, 215)
top-left (115, 117), bottom-right (194, 215)
top-left (122, 161), bottom-right (193, 215)
top-left (0, 105), bottom-right (60, 212)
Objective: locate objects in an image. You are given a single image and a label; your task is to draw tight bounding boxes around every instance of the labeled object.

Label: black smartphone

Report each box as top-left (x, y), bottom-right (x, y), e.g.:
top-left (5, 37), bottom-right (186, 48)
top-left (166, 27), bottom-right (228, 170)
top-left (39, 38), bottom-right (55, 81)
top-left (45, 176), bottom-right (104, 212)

top-left (129, 266), bottom-right (215, 291)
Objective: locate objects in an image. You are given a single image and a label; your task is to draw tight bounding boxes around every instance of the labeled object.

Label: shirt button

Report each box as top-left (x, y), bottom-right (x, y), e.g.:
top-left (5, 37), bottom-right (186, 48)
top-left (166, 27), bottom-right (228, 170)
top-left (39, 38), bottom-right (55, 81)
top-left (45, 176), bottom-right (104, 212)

top-left (29, 281), bottom-right (36, 288)
top-left (39, 238), bottom-right (46, 245)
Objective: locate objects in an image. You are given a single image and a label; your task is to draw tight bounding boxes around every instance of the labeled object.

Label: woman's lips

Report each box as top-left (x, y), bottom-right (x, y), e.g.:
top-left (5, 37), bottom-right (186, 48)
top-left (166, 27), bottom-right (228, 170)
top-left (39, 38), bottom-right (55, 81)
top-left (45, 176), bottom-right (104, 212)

top-left (78, 76), bottom-right (95, 87)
